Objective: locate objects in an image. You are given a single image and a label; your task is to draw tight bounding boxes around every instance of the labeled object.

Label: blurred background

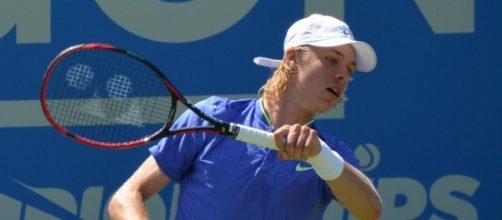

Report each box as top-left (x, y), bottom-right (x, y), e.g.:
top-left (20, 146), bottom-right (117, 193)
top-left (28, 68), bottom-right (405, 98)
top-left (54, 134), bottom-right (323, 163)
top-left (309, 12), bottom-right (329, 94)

top-left (0, 0), bottom-right (500, 219)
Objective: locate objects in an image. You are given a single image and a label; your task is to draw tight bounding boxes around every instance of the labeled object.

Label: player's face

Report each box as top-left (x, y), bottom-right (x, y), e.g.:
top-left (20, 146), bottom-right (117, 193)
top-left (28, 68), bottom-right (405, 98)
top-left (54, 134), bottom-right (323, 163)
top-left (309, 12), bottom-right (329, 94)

top-left (290, 45), bottom-right (355, 113)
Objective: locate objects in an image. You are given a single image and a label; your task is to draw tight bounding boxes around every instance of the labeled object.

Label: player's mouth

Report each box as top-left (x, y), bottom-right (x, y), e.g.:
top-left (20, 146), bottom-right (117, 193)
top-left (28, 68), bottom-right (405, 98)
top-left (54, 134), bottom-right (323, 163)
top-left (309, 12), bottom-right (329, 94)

top-left (326, 87), bottom-right (339, 97)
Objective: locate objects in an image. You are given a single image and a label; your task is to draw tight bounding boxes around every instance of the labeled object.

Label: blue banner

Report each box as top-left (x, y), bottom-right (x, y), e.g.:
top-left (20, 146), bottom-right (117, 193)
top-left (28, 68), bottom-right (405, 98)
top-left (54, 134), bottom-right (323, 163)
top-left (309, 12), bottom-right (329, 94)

top-left (0, 1), bottom-right (500, 219)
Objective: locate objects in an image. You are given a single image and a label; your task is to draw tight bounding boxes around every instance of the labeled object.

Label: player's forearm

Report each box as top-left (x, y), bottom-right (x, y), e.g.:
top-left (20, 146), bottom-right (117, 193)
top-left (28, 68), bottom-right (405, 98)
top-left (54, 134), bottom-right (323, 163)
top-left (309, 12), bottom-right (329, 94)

top-left (305, 142), bottom-right (381, 219)
top-left (327, 163), bottom-right (382, 220)
top-left (108, 156), bottom-right (170, 220)
top-left (108, 190), bottom-right (149, 220)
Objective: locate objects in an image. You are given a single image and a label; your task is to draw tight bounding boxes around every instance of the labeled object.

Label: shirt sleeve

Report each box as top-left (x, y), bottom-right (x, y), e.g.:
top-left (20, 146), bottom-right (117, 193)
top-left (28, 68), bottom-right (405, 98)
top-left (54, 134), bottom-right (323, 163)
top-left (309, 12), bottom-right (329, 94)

top-left (148, 96), bottom-right (239, 181)
top-left (148, 108), bottom-right (208, 181)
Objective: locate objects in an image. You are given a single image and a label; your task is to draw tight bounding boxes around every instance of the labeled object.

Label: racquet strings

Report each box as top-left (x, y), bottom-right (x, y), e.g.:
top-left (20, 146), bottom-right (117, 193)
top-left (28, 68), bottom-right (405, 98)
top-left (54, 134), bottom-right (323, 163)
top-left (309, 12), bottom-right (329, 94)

top-left (44, 48), bottom-right (175, 145)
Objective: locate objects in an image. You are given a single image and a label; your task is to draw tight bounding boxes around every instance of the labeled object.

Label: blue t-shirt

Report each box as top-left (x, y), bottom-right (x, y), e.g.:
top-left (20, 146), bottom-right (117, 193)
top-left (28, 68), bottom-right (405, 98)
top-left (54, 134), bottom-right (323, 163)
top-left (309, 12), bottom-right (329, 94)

top-left (149, 96), bottom-right (359, 220)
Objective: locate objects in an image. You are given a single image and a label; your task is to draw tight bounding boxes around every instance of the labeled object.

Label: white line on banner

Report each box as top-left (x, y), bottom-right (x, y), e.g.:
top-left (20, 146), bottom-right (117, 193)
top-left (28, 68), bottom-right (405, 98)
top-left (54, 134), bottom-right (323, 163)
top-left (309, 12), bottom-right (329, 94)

top-left (0, 94), bottom-right (344, 128)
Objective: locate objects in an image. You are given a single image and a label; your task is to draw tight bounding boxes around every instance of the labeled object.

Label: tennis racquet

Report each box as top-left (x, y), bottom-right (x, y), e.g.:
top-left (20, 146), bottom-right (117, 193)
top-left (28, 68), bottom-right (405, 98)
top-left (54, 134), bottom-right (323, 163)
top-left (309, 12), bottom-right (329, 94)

top-left (40, 43), bottom-right (277, 150)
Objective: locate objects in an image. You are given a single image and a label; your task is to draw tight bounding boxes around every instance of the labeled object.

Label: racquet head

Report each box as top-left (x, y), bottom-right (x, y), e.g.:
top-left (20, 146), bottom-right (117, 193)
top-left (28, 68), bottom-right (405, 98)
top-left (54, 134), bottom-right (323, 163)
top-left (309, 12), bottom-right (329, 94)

top-left (40, 43), bottom-right (177, 149)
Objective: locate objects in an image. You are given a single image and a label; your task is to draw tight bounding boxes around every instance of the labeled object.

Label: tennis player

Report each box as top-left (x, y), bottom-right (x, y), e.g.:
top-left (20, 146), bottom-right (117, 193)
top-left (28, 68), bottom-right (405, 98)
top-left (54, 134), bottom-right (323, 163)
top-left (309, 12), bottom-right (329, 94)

top-left (108, 14), bottom-right (382, 220)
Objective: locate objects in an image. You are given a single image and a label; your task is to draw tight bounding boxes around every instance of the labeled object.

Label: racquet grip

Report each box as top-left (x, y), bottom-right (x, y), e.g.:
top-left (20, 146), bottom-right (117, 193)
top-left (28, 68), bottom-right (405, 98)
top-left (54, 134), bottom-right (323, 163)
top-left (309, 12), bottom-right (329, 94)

top-left (230, 123), bottom-right (345, 180)
top-left (230, 123), bottom-right (278, 150)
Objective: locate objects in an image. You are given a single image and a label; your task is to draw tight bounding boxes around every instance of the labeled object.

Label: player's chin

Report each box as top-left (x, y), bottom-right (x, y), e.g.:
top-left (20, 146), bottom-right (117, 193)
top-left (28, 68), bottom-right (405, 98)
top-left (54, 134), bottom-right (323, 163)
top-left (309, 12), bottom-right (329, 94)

top-left (315, 100), bottom-right (337, 113)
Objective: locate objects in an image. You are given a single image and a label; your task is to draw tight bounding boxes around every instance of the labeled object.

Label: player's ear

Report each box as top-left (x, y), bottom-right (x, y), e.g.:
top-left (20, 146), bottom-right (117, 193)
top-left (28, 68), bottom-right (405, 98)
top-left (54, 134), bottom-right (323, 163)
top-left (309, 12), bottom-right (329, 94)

top-left (285, 47), bottom-right (296, 65)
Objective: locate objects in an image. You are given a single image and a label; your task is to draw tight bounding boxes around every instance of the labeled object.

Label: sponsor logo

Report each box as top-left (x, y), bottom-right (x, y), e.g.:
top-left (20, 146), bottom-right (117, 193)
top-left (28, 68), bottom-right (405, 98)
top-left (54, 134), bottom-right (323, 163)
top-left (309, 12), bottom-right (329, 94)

top-left (295, 163), bottom-right (314, 172)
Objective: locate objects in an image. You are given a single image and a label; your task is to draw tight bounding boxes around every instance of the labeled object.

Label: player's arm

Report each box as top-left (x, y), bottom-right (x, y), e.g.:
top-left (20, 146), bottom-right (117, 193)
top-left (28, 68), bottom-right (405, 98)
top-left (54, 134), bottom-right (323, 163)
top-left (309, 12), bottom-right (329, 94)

top-left (274, 124), bottom-right (382, 220)
top-left (326, 163), bottom-right (382, 220)
top-left (108, 155), bottom-right (170, 220)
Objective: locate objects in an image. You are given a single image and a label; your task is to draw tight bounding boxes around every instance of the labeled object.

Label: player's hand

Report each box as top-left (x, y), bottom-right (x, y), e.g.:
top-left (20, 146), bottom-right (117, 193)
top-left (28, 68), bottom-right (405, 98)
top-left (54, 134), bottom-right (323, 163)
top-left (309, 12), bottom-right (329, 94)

top-left (273, 124), bottom-right (322, 161)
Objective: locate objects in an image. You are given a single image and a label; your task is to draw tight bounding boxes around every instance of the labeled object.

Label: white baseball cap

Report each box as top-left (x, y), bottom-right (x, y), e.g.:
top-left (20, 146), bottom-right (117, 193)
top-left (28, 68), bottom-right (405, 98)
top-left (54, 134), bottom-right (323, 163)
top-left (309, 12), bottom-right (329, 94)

top-left (254, 14), bottom-right (377, 72)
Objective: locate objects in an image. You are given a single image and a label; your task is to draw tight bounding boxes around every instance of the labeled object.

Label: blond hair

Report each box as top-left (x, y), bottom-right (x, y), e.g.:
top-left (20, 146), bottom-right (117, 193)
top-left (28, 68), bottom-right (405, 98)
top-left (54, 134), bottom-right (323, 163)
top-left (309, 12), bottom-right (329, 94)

top-left (259, 62), bottom-right (291, 102)
top-left (259, 47), bottom-right (308, 102)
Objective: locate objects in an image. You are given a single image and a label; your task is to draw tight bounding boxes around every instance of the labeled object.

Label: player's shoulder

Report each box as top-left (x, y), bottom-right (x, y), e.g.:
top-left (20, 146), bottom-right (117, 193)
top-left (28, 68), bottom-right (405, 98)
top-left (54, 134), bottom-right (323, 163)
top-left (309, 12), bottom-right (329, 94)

top-left (195, 96), bottom-right (257, 118)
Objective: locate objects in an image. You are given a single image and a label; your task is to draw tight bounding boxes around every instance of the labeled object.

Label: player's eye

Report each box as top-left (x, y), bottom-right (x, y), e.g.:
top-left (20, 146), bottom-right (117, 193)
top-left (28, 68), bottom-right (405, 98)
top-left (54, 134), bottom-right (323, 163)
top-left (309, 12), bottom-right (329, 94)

top-left (325, 57), bottom-right (338, 64)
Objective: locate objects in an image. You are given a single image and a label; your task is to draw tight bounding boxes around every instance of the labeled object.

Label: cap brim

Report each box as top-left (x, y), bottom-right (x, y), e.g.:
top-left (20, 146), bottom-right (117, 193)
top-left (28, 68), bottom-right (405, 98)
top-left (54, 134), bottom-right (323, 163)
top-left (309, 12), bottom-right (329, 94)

top-left (253, 57), bottom-right (282, 69)
top-left (351, 42), bottom-right (377, 72)
top-left (254, 41), bottom-right (377, 72)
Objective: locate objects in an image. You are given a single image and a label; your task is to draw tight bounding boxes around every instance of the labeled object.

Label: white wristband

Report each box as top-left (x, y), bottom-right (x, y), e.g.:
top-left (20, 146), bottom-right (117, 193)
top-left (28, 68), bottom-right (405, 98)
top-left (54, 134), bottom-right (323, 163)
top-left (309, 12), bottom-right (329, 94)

top-left (306, 141), bottom-right (345, 180)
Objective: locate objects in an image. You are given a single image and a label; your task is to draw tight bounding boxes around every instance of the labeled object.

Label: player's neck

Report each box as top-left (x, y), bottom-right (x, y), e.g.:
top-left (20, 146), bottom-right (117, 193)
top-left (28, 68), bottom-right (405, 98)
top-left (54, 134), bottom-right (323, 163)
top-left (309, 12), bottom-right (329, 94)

top-left (262, 97), bottom-right (314, 128)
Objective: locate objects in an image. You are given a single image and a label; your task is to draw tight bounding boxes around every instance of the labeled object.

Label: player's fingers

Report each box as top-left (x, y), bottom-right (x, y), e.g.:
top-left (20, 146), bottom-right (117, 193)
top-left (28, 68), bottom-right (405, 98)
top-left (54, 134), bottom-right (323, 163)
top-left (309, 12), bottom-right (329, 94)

top-left (285, 124), bottom-right (301, 158)
top-left (296, 126), bottom-right (311, 160)
top-left (273, 125), bottom-right (290, 151)
top-left (304, 129), bottom-right (320, 158)
top-left (302, 129), bottom-right (318, 160)
top-left (277, 150), bottom-right (293, 160)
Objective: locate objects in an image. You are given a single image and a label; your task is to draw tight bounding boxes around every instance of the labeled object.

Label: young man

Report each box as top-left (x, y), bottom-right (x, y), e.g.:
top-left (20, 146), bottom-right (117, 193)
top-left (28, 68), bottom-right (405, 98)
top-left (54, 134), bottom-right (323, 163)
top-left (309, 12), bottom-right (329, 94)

top-left (108, 14), bottom-right (382, 220)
